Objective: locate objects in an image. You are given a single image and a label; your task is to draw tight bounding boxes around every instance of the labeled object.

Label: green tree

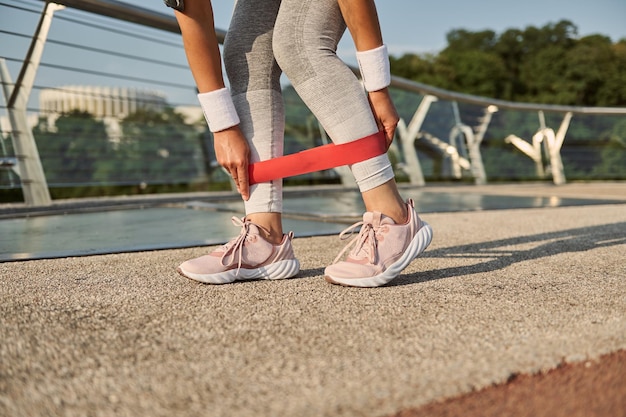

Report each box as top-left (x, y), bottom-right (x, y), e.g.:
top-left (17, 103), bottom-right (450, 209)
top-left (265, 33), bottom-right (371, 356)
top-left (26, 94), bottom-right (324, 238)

top-left (445, 29), bottom-right (498, 52)
top-left (518, 45), bottom-right (570, 103)
top-left (592, 118), bottom-right (626, 178)
top-left (568, 35), bottom-right (615, 105)
top-left (112, 108), bottom-right (205, 185)
top-left (492, 28), bottom-right (526, 100)
top-left (389, 19), bottom-right (626, 107)
top-left (594, 38), bottom-right (626, 106)
top-left (389, 53), bottom-right (438, 86)
top-left (434, 49), bottom-right (507, 98)
top-left (33, 110), bottom-right (111, 185)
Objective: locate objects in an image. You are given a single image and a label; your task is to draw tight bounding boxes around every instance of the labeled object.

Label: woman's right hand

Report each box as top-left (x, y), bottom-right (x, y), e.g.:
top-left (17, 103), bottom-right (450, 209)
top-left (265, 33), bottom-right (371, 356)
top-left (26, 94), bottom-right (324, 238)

top-left (367, 88), bottom-right (400, 149)
top-left (214, 126), bottom-right (250, 200)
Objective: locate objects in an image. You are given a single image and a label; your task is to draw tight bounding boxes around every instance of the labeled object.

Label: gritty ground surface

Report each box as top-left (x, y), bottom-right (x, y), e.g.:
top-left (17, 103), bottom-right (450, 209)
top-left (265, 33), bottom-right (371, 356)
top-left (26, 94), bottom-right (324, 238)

top-left (389, 349), bottom-right (626, 417)
top-left (1, 183), bottom-right (625, 417)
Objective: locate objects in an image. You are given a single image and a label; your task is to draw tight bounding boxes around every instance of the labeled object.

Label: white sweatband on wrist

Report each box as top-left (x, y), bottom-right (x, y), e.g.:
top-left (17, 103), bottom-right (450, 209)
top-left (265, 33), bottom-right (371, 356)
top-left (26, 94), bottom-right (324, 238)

top-left (356, 44), bottom-right (391, 92)
top-left (197, 88), bottom-right (240, 132)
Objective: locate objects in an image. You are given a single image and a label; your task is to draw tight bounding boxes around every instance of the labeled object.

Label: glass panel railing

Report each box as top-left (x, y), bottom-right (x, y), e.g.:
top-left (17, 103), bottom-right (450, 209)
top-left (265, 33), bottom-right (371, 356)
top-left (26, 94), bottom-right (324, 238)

top-left (1, 0), bottom-right (625, 205)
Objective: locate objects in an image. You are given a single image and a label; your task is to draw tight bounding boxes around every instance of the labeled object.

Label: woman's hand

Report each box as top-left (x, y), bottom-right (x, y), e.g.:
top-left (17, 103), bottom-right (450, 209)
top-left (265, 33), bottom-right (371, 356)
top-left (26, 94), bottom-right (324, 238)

top-left (367, 88), bottom-right (399, 149)
top-left (213, 126), bottom-right (250, 200)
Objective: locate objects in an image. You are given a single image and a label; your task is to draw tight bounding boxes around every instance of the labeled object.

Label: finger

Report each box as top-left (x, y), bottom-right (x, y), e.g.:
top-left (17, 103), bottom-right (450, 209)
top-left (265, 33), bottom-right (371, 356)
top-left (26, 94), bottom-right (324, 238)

top-left (227, 168), bottom-right (242, 195)
top-left (236, 164), bottom-right (250, 201)
top-left (376, 118), bottom-right (384, 132)
top-left (227, 169), bottom-right (237, 184)
top-left (384, 124), bottom-right (396, 149)
top-left (375, 118), bottom-right (387, 143)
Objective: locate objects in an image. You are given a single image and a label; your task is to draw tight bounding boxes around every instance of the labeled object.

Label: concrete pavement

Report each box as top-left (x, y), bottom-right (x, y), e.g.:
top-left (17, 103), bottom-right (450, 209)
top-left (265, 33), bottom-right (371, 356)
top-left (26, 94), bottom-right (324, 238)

top-left (1, 183), bottom-right (625, 417)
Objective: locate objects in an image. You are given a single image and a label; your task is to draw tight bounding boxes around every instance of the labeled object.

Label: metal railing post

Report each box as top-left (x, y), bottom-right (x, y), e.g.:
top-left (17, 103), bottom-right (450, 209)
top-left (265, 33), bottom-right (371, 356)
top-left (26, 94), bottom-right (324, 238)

top-left (547, 112), bottom-right (572, 185)
top-left (396, 95), bottom-right (437, 186)
top-left (3, 2), bottom-right (65, 205)
top-left (468, 105), bottom-right (497, 185)
top-left (505, 111), bottom-right (573, 184)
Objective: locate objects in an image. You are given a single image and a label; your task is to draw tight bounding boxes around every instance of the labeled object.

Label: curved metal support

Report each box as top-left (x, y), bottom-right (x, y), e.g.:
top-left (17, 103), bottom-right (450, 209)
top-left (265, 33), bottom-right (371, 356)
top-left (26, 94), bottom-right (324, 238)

top-left (505, 111), bottom-right (573, 184)
top-left (450, 124), bottom-right (487, 184)
top-left (548, 112), bottom-right (572, 185)
top-left (396, 119), bottom-right (423, 185)
top-left (505, 133), bottom-right (545, 178)
top-left (420, 131), bottom-right (470, 178)
top-left (395, 95), bottom-right (438, 186)
top-left (469, 105), bottom-right (497, 184)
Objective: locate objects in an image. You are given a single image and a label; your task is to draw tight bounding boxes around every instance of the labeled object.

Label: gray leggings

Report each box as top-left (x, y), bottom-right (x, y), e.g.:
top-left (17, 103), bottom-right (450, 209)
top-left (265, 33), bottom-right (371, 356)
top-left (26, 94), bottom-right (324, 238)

top-left (223, 0), bottom-right (394, 214)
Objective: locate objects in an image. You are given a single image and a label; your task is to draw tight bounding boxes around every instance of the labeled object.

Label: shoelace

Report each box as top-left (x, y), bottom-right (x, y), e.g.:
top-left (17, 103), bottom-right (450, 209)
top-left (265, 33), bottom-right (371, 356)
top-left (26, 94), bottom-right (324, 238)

top-left (220, 216), bottom-right (271, 275)
top-left (332, 220), bottom-right (381, 265)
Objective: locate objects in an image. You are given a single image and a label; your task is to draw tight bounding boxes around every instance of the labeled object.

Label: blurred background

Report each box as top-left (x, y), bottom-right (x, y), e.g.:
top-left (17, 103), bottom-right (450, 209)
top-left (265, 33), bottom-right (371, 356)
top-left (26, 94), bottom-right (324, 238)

top-left (1, 0), bottom-right (625, 206)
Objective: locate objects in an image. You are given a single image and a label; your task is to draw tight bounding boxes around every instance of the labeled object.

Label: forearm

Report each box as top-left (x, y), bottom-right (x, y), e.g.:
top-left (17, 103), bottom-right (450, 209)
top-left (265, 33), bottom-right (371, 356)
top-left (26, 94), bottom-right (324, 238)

top-left (173, 0), bottom-right (225, 92)
top-left (339, 0), bottom-right (397, 143)
top-left (171, 1), bottom-right (249, 199)
top-left (173, 0), bottom-right (240, 133)
top-left (337, 0), bottom-right (383, 51)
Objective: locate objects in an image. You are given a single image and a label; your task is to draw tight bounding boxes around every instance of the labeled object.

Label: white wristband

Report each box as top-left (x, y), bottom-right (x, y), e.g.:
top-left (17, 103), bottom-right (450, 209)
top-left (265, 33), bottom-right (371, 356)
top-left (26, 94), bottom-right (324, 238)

top-left (356, 44), bottom-right (391, 92)
top-left (197, 88), bottom-right (240, 132)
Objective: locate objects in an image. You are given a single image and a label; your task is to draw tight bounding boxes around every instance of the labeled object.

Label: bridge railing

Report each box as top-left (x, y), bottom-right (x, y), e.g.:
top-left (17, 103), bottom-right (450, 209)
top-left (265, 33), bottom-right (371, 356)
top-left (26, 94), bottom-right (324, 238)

top-left (1, 0), bottom-right (625, 205)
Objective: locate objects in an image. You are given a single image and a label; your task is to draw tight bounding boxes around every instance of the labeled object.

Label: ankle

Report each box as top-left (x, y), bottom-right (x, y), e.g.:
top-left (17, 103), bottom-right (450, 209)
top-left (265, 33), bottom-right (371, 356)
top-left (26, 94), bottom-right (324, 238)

top-left (261, 230), bottom-right (284, 245)
top-left (361, 180), bottom-right (408, 224)
top-left (245, 213), bottom-right (284, 244)
top-left (363, 203), bottom-right (407, 225)
top-left (385, 204), bottom-right (408, 225)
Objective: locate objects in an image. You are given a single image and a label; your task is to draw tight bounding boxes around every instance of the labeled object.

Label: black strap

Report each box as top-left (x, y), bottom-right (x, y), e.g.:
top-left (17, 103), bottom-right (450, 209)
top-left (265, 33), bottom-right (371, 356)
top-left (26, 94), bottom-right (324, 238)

top-left (163, 0), bottom-right (184, 12)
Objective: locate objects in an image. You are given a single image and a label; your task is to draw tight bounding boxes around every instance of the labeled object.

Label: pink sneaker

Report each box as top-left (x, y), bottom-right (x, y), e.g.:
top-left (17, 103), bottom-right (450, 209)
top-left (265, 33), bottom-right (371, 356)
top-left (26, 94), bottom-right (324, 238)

top-left (324, 199), bottom-right (432, 287)
top-left (177, 217), bottom-right (300, 284)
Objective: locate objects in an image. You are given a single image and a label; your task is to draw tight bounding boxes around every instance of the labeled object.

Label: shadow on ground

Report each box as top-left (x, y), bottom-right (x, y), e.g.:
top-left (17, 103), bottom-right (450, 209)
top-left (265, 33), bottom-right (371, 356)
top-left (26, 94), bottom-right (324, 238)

top-left (392, 221), bottom-right (626, 287)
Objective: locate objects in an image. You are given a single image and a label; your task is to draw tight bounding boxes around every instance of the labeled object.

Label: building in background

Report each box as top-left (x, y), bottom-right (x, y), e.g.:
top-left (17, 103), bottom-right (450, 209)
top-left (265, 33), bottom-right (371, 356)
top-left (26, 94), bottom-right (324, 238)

top-left (39, 86), bottom-right (168, 141)
top-left (40, 86), bottom-right (167, 118)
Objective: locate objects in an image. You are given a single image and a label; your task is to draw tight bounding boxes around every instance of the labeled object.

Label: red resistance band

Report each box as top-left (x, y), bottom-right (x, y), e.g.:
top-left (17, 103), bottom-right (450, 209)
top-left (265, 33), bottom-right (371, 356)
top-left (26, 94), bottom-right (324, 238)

top-left (248, 131), bottom-right (387, 185)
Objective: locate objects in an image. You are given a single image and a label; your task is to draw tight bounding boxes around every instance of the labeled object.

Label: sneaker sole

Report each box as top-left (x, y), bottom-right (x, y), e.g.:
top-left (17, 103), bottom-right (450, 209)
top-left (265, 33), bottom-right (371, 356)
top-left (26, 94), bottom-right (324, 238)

top-left (178, 259), bottom-right (300, 284)
top-left (324, 222), bottom-right (433, 288)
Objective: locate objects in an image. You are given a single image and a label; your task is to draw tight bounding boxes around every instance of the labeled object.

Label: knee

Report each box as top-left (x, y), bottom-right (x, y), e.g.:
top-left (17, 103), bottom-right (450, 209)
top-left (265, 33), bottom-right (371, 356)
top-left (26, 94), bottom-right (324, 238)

top-left (272, 29), bottom-right (291, 75)
top-left (222, 34), bottom-right (243, 84)
top-left (272, 29), bottom-right (306, 80)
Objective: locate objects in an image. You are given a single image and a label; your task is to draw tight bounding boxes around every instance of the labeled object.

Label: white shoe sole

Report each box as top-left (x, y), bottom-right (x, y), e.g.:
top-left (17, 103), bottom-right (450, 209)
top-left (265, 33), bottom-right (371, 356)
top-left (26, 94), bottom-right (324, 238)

top-left (325, 222), bottom-right (433, 288)
top-left (179, 259), bottom-right (300, 284)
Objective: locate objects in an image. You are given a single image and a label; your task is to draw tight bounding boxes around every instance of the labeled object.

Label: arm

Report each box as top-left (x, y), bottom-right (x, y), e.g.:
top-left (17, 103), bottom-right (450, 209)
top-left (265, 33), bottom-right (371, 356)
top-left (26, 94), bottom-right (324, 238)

top-left (174, 1), bottom-right (224, 92)
top-left (173, 1), bottom-right (250, 200)
top-left (337, 0), bottom-right (383, 51)
top-left (338, 0), bottom-right (399, 148)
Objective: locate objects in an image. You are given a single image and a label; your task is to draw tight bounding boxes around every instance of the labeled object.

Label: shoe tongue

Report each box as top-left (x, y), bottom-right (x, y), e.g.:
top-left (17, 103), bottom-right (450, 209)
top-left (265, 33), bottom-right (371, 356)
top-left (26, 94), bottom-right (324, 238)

top-left (362, 211), bottom-right (395, 226)
top-left (246, 222), bottom-right (262, 236)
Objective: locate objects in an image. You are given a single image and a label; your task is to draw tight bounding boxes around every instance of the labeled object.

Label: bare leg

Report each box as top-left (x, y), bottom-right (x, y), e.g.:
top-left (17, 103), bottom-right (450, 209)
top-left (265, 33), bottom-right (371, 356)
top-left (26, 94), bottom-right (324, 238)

top-left (361, 179), bottom-right (408, 224)
top-left (224, 0), bottom-right (286, 244)
top-left (246, 212), bottom-right (284, 244)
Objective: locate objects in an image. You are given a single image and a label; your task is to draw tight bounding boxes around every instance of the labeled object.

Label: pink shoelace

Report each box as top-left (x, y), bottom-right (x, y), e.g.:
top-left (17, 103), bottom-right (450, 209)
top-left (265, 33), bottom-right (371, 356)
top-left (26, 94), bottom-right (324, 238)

top-left (332, 220), bottom-right (388, 265)
top-left (220, 217), bottom-right (271, 275)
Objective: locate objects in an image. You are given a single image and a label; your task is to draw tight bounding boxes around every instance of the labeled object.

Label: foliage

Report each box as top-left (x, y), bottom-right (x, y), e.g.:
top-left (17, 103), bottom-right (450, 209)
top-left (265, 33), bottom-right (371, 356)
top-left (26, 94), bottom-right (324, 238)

top-left (34, 110), bottom-right (111, 185)
top-left (108, 108), bottom-right (205, 185)
top-left (591, 118), bottom-right (626, 178)
top-left (390, 20), bottom-right (626, 107)
top-left (30, 108), bottom-right (209, 197)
